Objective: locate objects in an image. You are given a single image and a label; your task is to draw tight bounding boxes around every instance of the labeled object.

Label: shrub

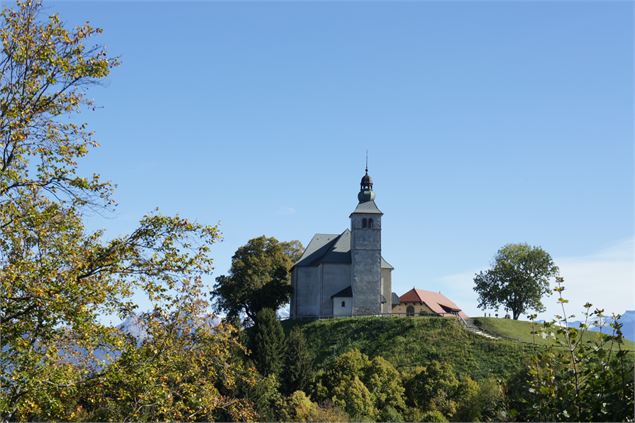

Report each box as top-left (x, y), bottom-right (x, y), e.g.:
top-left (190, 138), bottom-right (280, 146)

top-left (508, 277), bottom-right (635, 421)
top-left (285, 391), bottom-right (318, 422)
top-left (420, 410), bottom-right (449, 422)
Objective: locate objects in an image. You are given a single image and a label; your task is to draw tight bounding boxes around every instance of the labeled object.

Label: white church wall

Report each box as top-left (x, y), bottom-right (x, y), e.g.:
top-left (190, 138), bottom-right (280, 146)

top-left (333, 296), bottom-right (353, 317)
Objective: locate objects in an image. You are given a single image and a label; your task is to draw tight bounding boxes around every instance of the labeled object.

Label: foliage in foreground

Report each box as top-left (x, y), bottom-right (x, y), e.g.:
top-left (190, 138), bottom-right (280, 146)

top-left (508, 277), bottom-right (634, 421)
top-left (76, 280), bottom-right (257, 422)
top-left (0, 1), bottom-right (238, 419)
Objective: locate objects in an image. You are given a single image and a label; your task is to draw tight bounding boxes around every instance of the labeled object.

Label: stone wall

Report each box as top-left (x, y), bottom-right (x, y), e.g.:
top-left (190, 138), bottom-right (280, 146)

top-left (350, 214), bottom-right (382, 315)
top-left (381, 268), bottom-right (393, 314)
top-left (320, 263), bottom-right (351, 317)
top-left (292, 266), bottom-right (320, 318)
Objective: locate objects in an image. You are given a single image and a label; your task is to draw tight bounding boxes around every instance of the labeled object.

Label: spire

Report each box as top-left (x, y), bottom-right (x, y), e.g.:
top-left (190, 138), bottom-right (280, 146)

top-left (358, 153), bottom-right (375, 203)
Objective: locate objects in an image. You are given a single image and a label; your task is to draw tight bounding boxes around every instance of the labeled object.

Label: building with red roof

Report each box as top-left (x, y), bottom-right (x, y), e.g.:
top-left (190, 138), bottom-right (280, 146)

top-left (392, 288), bottom-right (468, 319)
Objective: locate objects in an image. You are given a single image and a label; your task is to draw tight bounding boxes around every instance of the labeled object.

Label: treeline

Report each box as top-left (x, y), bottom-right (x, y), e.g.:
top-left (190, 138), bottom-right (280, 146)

top-left (6, 302), bottom-right (630, 421)
top-left (240, 306), bottom-right (633, 423)
top-left (249, 308), bottom-right (507, 422)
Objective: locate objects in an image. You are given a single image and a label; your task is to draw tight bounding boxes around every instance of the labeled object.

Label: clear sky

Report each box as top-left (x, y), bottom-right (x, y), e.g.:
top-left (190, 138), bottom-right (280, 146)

top-left (48, 1), bottom-right (633, 321)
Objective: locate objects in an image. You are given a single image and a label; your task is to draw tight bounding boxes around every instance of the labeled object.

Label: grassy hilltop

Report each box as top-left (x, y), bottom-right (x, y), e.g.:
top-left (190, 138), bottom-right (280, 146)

top-left (284, 317), bottom-right (533, 380)
top-left (283, 316), bottom-right (634, 380)
top-left (473, 317), bottom-right (635, 350)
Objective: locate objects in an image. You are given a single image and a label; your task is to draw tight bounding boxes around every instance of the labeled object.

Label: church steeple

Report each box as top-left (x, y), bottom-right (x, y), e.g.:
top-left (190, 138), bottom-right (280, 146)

top-left (358, 154), bottom-right (376, 203)
top-left (350, 154), bottom-right (383, 316)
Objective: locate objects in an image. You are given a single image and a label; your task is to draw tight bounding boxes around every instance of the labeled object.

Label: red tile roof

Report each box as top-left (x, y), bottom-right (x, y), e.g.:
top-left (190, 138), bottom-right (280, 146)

top-left (399, 288), bottom-right (468, 319)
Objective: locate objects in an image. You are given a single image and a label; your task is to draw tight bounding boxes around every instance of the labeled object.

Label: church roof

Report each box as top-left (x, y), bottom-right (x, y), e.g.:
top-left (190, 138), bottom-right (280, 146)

top-left (399, 288), bottom-right (468, 319)
top-left (294, 229), bottom-right (393, 269)
top-left (331, 286), bottom-right (353, 298)
top-left (350, 200), bottom-right (383, 216)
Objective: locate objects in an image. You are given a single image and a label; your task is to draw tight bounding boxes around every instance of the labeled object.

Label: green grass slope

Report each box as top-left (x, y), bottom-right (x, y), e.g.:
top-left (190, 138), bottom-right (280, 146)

top-left (472, 317), bottom-right (635, 351)
top-left (283, 317), bottom-right (538, 380)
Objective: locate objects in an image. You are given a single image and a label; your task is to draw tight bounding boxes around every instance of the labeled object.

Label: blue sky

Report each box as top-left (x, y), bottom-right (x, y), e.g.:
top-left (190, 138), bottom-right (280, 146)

top-left (48, 1), bottom-right (633, 320)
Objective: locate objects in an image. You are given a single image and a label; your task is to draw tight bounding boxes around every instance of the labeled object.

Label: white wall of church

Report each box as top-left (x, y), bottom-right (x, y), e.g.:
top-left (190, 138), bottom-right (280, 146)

top-left (333, 297), bottom-right (353, 317)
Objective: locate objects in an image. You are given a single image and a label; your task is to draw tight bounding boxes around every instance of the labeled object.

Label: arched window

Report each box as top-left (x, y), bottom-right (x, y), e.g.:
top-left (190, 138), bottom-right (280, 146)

top-left (362, 218), bottom-right (367, 228)
top-left (406, 305), bottom-right (415, 317)
top-left (368, 218), bottom-right (374, 228)
top-left (341, 301), bottom-right (346, 307)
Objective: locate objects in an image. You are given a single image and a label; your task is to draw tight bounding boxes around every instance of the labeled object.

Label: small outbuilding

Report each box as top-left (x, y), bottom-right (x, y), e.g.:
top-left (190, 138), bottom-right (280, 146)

top-left (392, 288), bottom-right (468, 319)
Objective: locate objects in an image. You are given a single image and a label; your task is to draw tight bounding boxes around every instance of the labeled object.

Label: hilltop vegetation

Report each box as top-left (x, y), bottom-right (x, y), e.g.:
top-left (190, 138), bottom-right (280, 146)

top-left (284, 316), bottom-right (537, 380)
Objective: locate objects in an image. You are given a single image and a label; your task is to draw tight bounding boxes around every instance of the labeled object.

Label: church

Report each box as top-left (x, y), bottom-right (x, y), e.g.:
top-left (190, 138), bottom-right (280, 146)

top-left (290, 167), bottom-right (393, 318)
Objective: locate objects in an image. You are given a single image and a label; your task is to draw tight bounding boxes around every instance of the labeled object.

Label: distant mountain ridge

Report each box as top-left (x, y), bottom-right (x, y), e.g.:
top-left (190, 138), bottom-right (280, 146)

top-left (567, 310), bottom-right (635, 342)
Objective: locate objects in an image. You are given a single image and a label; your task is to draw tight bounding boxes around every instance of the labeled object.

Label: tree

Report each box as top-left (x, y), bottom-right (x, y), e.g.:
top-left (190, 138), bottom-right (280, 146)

top-left (0, 2), bottom-right (225, 419)
top-left (283, 326), bottom-right (313, 394)
top-left (250, 374), bottom-right (287, 422)
top-left (454, 377), bottom-right (507, 422)
top-left (77, 279), bottom-right (258, 422)
top-left (212, 236), bottom-right (303, 322)
top-left (364, 356), bottom-right (406, 417)
top-left (473, 243), bottom-right (559, 320)
top-left (284, 390), bottom-right (318, 422)
top-left (251, 308), bottom-right (286, 378)
top-left (314, 349), bottom-right (376, 419)
top-left (403, 361), bottom-right (460, 419)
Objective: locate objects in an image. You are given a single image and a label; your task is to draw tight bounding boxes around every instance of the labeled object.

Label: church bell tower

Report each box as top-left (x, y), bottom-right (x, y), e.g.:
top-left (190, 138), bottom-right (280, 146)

top-left (350, 164), bottom-right (383, 315)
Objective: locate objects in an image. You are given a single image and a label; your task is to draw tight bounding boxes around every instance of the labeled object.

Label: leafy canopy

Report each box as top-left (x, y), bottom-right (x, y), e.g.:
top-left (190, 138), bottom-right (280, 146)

top-left (212, 236), bottom-right (302, 322)
top-left (473, 243), bottom-right (558, 319)
top-left (0, 2), bottom-right (237, 420)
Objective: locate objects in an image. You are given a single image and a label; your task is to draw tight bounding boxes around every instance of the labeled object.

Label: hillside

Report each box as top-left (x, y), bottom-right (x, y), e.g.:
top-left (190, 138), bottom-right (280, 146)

top-left (472, 317), bottom-right (635, 351)
top-left (284, 316), bottom-right (538, 380)
top-left (284, 316), bottom-right (634, 381)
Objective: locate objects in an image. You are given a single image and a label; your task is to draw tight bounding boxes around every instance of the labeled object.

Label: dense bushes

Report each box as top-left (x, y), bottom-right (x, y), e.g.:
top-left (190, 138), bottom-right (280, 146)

top-left (256, 312), bottom-right (633, 422)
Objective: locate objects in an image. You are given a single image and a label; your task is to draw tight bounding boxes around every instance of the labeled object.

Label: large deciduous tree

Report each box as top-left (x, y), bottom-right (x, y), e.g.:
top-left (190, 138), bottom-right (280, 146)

top-left (473, 243), bottom-right (559, 320)
top-left (0, 2), bottom-right (242, 419)
top-left (212, 236), bottom-right (303, 322)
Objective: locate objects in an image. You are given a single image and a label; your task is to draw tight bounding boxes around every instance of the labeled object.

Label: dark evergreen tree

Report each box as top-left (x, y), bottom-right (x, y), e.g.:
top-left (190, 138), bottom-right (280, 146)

top-left (283, 327), bottom-right (313, 394)
top-left (252, 308), bottom-right (286, 377)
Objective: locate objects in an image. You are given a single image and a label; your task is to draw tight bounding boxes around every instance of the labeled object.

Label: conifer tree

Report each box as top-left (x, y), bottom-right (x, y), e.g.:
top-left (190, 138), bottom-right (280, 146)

top-left (252, 308), bottom-right (286, 377)
top-left (283, 326), bottom-right (313, 394)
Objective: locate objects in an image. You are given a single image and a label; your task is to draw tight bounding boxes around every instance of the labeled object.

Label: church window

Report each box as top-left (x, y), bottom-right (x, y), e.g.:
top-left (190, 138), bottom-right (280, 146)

top-left (362, 218), bottom-right (367, 228)
top-left (368, 218), bottom-right (374, 228)
top-left (406, 305), bottom-right (415, 317)
top-left (341, 301), bottom-right (346, 307)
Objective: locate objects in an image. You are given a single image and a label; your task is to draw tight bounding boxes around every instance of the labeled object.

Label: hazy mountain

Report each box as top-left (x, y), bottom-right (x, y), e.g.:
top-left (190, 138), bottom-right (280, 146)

top-left (567, 310), bottom-right (635, 342)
